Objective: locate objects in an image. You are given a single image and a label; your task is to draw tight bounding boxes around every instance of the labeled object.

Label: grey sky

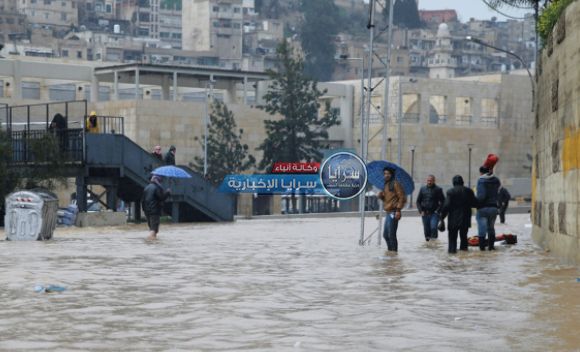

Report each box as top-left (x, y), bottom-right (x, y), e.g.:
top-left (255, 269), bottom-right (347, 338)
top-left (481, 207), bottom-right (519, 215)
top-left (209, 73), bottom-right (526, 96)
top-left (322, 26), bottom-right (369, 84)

top-left (417, 0), bottom-right (532, 22)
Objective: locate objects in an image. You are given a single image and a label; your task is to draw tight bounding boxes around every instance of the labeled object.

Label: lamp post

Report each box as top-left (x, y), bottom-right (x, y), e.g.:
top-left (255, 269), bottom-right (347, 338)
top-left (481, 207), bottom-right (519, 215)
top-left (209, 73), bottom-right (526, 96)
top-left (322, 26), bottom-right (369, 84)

top-left (410, 145), bottom-right (416, 207)
top-left (467, 143), bottom-right (474, 188)
top-left (398, 78), bottom-right (418, 166)
top-left (334, 55), bottom-right (365, 213)
top-left (204, 80), bottom-right (216, 176)
top-left (466, 36), bottom-right (534, 112)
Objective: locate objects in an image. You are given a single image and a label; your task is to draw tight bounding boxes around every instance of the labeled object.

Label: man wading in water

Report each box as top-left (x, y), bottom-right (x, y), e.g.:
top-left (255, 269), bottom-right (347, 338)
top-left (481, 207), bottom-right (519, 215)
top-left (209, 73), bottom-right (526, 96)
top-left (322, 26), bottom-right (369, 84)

top-left (377, 166), bottom-right (406, 252)
top-left (141, 175), bottom-right (171, 238)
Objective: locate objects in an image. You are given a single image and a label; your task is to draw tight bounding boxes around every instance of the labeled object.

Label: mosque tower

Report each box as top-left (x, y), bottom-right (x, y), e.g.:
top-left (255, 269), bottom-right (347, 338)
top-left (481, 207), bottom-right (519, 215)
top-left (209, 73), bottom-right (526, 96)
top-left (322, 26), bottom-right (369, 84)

top-left (429, 23), bottom-right (457, 79)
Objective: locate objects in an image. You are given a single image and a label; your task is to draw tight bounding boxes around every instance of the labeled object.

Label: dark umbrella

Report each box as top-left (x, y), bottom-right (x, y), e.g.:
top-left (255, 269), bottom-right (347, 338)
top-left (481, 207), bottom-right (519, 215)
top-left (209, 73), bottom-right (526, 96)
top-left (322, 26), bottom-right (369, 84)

top-left (367, 161), bottom-right (415, 196)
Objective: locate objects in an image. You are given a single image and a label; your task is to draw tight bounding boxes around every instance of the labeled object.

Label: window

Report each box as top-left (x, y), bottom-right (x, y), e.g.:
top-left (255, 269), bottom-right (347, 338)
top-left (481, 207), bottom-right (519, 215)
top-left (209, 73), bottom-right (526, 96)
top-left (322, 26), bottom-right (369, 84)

top-left (77, 51), bottom-right (82, 58)
top-left (85, 2), bottom-right (91, 11)
top-left (0, 18), bottom-right (3, 23)
top-left (233, 63), bottom-right (240, 70)
top-left (18, 18), bottom-right (25, 25)
top-left (160, 32), bottom-right (170, 38)
top-left (234, 7), bottom-right (240, 13)
top-left (61, 13), bottom-right (66, 20)
top-left (61, 1), bottom-right (65, 6)
top-left (71, 1), bottom-right (75, 8)
top-left (139, 28), bottom-right (149, 36)
top-left (252, 60), bottom-right (261, 67)
top-left (233, 23), bottom-right (240, 29)
top-left (6, 18), bottom-right (14, 24)
top-left (397, 56), bottom-right (403, 62)
top-left (95, 53), bottom-right (101, 60)
top-left (221, 7), bottom-right (227, 12)
top-left (30, 11), bottom-right (35, 16)
top-left (106, 4), bottom-right (112, 13)
top-left (31, 0), bottom-right (37, 3)
top-left (273, 23), bottom-right (279, 31)
top-left (62, 50), bottom-right (69, 57)
top-left (213, 6), bottom-right (219, 12)
top-left (44, 13), bottom-right (50, 19)
top-left (44, 0), bottom-right (51, 4)
top-left (107, 53), bottom-right (120, 61)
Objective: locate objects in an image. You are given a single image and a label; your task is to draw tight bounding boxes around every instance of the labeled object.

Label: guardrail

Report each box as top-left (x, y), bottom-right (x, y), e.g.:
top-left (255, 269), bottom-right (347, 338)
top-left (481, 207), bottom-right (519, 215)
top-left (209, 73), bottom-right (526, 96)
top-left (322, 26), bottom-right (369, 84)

top-left (455, 115), bottom-right (472, 126)
top-left (481, 116), bottom-right (498, 127)
top-left (402, 113), bottom-right (420, 123)
top-left (9, 128), bottom-right (84, 163)
top-left (8, 100), bottom-right (88, 132)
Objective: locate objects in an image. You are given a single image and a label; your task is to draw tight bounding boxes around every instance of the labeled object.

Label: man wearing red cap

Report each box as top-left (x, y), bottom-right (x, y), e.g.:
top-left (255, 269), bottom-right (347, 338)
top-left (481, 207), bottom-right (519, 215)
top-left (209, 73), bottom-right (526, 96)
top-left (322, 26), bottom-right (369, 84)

top-left (475, 154), bottom-right (500, 251)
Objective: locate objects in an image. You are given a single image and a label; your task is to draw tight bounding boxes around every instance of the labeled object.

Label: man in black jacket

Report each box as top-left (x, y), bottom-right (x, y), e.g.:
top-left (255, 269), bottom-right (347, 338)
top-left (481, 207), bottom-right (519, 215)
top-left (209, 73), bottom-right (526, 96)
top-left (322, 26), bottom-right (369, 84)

top-left (164, 145), bottom-right (176, 166)
top-left (439, 175), bottom-right (479, 253)
top-left (498, 186), bottom-right (511, 224)
top-left (476, 166), bottom-right (501, 251)
top-left (416, 175), bottom-right (445, 241)
top-left (141, 175), bottom-right (171, 238)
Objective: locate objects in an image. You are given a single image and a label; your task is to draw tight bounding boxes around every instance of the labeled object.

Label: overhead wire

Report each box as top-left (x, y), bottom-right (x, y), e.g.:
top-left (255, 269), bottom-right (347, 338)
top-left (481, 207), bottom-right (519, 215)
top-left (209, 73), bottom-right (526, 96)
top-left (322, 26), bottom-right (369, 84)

top-left (481, 0), bottom-right (530, 19)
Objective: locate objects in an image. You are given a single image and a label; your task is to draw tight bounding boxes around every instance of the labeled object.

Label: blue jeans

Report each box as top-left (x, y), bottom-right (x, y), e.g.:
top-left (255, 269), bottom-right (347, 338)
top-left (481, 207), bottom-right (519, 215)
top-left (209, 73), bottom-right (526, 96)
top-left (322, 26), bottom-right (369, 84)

top-left (383, 212), bottom-right (399, 251)
top-left (476, 207), bottom-right (497, 249)
top-left (422, 213), bottom-right (439, 240)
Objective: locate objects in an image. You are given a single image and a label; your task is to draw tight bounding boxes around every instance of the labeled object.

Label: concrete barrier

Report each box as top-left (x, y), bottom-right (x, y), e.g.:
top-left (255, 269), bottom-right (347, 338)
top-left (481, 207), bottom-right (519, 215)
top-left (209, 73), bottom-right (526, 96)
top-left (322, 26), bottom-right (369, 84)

top-left (76, 212), bottom-right (126, 227)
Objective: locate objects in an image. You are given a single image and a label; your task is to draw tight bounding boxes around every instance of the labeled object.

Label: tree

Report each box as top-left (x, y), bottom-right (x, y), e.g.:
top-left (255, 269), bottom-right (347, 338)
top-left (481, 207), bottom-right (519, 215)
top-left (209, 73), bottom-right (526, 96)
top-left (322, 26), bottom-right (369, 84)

top-left (382, 0), bottom-right (423, 29)
top-left (190, 101), bottom-right (256, 185)
top-left (256, 41), bottom-right (340, 210)
top-left (258, 0), bottom-right (286, 19)
top-left (299, 0), bottom-right (340, 81)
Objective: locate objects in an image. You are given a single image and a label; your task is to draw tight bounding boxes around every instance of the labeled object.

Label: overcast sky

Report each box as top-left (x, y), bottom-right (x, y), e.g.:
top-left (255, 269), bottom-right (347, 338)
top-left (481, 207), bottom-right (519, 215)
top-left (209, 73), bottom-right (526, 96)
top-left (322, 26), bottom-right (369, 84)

top-left (418, 0), bottom-right (532, 22)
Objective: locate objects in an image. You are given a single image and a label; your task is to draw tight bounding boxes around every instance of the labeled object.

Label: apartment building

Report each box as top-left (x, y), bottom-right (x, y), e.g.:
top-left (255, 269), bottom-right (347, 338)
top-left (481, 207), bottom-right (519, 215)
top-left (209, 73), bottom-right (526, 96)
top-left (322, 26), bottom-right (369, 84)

top-left (183, 0), bottom-right (243, 69)
top-left (17, 0), bottom-right (79, 29)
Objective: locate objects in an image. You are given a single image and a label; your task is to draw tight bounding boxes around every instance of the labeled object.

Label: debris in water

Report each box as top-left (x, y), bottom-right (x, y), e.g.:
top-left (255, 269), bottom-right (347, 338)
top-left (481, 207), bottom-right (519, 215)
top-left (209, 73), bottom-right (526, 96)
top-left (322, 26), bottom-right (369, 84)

top-left (294, 341), bottom-right (301, 348)
top-left (455, 317), bottom-right (462, 321)
top-left (35, 285), bottom-right (67, 293)
top-left (373, 257), bottom-right (391, 260)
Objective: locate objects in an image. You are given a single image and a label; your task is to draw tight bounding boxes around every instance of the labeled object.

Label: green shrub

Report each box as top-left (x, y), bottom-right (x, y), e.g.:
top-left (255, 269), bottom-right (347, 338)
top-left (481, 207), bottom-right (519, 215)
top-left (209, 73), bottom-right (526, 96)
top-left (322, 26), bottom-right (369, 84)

top-left (538, 0), bottom-right (576, 49)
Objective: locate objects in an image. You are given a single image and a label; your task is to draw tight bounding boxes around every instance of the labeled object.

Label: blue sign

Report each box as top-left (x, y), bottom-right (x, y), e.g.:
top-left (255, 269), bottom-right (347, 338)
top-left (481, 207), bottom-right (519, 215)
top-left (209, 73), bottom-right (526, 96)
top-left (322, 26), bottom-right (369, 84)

top-left (319, 151), bottom-right (367, 200)
top-left (217, 175), bottom-right (326, 194)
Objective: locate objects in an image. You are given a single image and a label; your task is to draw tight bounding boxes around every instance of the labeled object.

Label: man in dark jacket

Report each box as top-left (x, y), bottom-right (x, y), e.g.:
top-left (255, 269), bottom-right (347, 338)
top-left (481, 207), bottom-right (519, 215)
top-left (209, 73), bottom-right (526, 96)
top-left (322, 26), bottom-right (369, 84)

top-left (439, 175), bottom-right (479, 253)
top-left (151, 146), bottom-right (163, 162)
top-left (498, 186), bottom-right (511, 224)
top-left (416, 175), bottom-right (445, 241)
top-left (141, 175), bottom-right (171, 237)
top-left (476, 166), bottom-right (501, 251)
top-left (164, 145), bottom-right (176, 165)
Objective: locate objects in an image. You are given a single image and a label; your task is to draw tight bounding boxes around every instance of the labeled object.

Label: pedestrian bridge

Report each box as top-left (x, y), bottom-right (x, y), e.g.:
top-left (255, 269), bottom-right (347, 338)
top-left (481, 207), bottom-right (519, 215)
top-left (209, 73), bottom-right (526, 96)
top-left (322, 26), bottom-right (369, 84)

top-left (6, 101), bottom-right (234, 223)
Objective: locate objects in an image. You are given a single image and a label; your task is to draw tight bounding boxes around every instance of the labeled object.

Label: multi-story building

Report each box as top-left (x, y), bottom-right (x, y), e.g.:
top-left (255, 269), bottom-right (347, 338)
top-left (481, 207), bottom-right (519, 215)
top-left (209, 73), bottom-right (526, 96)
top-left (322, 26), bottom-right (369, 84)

top-left (158, 4), bottom-right (181, 49)
top-left (183, 0), bottom-right (243, 69)
top-left (17, 0), bottom-right (79, 29)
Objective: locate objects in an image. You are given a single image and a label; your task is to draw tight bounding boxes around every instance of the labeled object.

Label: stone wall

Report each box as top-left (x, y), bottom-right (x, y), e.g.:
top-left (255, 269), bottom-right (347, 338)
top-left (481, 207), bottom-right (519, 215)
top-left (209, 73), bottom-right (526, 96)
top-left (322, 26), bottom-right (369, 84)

top-left (337, 73), bottom-right (534, 192)
top-left (532, 1), bottom-right (580, 265)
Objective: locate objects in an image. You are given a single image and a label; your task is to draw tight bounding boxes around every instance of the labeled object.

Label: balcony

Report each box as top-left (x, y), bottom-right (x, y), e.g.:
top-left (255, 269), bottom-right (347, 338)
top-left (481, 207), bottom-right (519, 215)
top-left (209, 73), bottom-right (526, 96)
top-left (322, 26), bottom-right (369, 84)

top-left (455, 115), bottom-right (472, 126)
top-left (428, 57), bottom-right (457, 67)
top-left (402, 113), bottom-right (420, 123)
top-left (481, 116), bottom-right (498, 128)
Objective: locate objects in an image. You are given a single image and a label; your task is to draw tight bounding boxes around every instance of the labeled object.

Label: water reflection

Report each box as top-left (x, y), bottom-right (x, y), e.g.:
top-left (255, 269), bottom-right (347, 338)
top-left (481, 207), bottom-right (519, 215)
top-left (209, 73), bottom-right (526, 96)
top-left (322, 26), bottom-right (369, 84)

top-left (0, 215), bottom-right (578, 351)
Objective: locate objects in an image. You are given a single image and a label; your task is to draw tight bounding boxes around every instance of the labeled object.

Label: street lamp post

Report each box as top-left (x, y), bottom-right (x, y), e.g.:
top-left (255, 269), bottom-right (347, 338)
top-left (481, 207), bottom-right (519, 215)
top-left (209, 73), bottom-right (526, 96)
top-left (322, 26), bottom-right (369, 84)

top-left (335, 55), bottom-right (365, 213)
top-left (467, 144), bottom-right (474, 188)
top-left (466, 36), bottom-right (534, 112)
top-left (204, 80), bottom-right (217, 176)
top-left (398, 78), bottom-right (418, 166)
top-left (410, 145), bottom-right (416, 208)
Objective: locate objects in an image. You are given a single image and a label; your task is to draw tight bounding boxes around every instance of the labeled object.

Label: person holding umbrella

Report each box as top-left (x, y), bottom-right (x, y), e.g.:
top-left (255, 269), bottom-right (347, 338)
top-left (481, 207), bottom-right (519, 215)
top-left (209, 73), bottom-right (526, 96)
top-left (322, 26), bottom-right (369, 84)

top-left (142, 175), bottom-right (171, 238)
top-left (377, 166), bottom-right (407, 252)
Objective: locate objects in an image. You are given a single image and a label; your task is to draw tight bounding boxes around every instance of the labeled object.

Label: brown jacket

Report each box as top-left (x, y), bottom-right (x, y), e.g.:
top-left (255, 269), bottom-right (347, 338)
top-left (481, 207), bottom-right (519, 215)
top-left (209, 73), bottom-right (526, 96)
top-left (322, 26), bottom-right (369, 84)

top-left (377, 180), bottom-right (406, 213)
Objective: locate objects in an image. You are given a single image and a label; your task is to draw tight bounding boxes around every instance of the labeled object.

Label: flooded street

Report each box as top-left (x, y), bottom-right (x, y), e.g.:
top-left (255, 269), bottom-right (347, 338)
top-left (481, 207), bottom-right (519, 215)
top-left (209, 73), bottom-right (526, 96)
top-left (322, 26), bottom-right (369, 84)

top-left (0, 214), bottom-right (579, 351)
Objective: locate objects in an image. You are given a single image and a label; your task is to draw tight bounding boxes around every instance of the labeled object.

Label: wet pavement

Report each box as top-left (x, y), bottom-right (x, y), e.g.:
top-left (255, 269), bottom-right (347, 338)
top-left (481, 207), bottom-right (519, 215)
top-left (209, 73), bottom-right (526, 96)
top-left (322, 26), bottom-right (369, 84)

top-left (0, 214), bottom-right (579, 351)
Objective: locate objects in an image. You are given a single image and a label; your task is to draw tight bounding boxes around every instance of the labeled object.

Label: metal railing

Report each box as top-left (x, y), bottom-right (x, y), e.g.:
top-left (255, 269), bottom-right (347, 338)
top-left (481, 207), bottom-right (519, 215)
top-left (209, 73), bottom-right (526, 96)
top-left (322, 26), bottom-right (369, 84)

top-left (402, 113), bottom-right (420, 123)
top-left (9, 128), bottom-right (84, 163)
top-left (429, 113), bottom-right (447, 124)
top-left (7, 101), bottom-right (88, 132)
top-left (481, 116), bottom-right (498, 127)
top-left (86, 116), bottom-right (125, 135)
top-left (455, 115), bottom-right (472, 126)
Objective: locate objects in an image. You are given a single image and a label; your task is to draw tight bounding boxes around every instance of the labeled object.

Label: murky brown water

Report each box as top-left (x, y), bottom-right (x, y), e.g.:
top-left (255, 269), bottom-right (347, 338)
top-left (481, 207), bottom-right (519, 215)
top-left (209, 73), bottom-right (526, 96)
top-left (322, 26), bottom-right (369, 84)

top-left (0, 214), bottom-right (578, 351)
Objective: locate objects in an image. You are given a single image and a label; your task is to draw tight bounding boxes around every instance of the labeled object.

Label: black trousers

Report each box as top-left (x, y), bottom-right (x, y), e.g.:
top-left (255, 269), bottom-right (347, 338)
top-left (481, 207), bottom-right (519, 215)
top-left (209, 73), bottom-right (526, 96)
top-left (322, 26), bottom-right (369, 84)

top-left (448, 227), bottom-right (469, 253)
top-left (498, 204), bottom-right (509, 223)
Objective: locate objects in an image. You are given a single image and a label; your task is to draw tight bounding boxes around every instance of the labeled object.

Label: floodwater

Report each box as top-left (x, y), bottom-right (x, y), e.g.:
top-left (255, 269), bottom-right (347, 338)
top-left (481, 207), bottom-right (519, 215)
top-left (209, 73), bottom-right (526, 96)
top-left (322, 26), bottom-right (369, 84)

top-left (0, 214), bottom-right (579, 351)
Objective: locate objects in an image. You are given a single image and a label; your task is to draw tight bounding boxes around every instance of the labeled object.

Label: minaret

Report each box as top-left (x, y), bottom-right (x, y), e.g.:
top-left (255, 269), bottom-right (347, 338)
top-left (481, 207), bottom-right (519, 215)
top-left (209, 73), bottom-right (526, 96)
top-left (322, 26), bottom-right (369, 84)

top-left (429, 23), bottom-right (457, 79)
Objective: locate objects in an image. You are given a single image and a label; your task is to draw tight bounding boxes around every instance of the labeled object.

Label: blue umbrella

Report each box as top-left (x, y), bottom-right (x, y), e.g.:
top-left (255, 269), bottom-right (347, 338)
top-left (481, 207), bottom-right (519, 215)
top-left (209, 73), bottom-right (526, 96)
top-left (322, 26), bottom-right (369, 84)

top-left (151, 166), bottom-right (192, 179)
top-left (367, 161), bottom-right (415, 196)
